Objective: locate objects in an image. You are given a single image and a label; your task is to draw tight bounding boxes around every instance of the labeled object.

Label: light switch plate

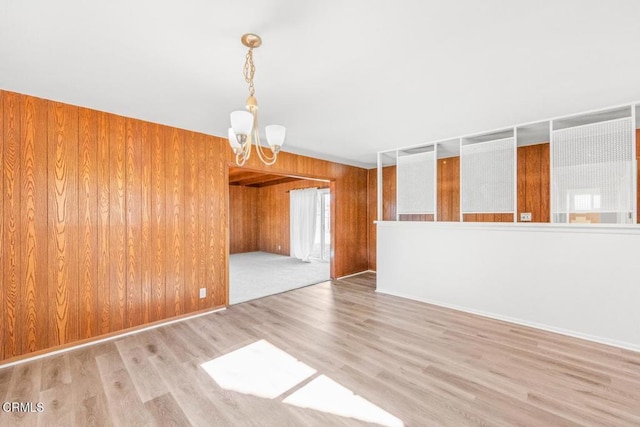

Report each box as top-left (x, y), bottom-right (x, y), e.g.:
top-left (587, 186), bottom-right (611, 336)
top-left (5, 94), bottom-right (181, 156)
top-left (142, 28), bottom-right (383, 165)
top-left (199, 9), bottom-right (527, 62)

top-left (199, 288), bottom-right (206, 299)
top-left (520, 212), bottom-right (532, 222)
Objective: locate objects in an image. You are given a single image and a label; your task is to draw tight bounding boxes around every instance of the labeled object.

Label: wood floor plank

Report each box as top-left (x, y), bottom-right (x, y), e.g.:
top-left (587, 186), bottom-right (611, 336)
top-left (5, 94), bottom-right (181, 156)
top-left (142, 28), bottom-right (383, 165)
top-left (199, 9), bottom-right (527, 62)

top-left (68, 345), bottom-right (113, 427)
top-left (38, 384), bottom-right (74, 427)
top-left (1, 360), bottom-right (42, 426)
top-left (40, 354), bottom-right (71, 392)
top-left (147, 345), bottom-right (231, 426)
top-left (1, 272), bottom-right (640, 426)
top-left (95, 351), bottom-right (150, 426)
top-left (114, 340), bottom-right (168, 403)
top-left (0, 367), bottom-right (12, 401)
top-left (144, 393), bottom-right (192, 427)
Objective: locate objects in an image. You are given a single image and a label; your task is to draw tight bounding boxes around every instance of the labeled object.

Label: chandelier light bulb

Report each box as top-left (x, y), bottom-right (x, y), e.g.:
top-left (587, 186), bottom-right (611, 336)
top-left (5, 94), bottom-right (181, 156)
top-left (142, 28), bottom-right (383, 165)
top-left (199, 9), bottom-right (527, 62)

top-left (265, 125), bottom-right (286, 148)
top-left (230, 110), bottom-right (254, 136)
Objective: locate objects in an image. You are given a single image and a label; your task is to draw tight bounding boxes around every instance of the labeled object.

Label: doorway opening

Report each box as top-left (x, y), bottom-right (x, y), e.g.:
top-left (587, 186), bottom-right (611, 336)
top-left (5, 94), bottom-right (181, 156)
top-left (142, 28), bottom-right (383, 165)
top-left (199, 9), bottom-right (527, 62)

top-left (228, 167), bottom-right (332, 304)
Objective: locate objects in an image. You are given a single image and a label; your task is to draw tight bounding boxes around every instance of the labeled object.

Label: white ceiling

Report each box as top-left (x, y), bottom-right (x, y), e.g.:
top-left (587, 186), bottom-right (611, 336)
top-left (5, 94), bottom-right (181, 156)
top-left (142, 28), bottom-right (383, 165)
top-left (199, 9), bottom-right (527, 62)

top-left (2, 0), bottom-right (640, 168)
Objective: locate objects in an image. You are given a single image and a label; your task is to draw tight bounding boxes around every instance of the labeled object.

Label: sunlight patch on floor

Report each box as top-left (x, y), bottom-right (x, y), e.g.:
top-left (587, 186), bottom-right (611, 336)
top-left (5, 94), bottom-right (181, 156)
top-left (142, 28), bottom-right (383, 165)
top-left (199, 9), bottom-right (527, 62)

top-left (201, 340), bottom-right (404, 426)
top-left (200, 339), bottom-right (316, 399)
top-left (283, 374), bottom-right (404, 427)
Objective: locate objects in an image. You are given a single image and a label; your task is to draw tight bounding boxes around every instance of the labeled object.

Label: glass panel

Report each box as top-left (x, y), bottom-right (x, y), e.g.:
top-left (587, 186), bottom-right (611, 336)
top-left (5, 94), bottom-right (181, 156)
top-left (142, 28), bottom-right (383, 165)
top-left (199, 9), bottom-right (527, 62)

top-left (552, 118), bottom-right (633, 224)
top-left (461, 138), bottom-right (515, 213)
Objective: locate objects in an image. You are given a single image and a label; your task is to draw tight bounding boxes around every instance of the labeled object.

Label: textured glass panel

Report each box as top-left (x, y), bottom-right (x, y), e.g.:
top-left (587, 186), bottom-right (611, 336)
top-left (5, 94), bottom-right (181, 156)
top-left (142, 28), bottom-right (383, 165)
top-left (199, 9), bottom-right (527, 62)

top-left (461, 138), bottom-right (514, 213)
top-left (552, 118), bottom-right (633, 223)
top-left (397, 151), bottom-right (435, 214)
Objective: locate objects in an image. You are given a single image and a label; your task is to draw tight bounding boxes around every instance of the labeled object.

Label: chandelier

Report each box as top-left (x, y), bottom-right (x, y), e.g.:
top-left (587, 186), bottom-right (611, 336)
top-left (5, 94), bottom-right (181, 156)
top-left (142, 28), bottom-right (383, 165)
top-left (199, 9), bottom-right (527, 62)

top-left (228, 33), bottom-right (285, 166)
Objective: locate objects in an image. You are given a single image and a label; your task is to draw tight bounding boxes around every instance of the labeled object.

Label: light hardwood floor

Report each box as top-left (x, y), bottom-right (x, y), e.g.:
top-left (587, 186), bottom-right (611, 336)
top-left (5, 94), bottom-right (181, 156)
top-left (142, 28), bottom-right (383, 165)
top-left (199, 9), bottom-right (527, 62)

top-left (1, 272), bottom-right (640, 426)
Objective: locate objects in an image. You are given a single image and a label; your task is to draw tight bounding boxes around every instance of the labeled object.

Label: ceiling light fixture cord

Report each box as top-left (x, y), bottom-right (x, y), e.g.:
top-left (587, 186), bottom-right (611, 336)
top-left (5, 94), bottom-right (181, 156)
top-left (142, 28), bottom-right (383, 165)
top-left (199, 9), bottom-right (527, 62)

top-left (244, 48), bottom-right (255, 97)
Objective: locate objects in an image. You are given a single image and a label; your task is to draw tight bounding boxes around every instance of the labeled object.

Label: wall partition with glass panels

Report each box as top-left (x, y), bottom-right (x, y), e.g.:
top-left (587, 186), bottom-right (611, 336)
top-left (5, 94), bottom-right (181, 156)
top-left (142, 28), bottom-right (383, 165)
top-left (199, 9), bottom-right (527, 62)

top-left (377, 101), bottom-right (638, 225)
top-left (551, 107), bottom-right (636, 224)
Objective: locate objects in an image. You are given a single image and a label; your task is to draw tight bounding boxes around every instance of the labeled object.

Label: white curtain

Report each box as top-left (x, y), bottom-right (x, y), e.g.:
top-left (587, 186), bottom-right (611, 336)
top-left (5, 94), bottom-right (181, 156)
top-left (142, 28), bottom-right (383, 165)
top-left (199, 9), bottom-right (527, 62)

top-left (290, 188), bottom-right (318, 262)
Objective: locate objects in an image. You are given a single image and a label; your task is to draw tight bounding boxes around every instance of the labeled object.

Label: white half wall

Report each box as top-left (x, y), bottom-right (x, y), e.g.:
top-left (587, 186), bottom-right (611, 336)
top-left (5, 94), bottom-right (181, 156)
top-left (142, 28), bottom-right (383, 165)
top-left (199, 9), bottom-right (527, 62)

top-left (377, 221), bottom-right (640, 351)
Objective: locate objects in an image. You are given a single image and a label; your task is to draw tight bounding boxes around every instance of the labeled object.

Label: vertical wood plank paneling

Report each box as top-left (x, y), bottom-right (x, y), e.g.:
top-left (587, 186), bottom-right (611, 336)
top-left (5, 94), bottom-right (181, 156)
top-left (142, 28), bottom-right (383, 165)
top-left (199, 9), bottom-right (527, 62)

top-left (229, 185), bottom-right (259, 254)
top-left (165, 127), bottom-right (184, 316)
top-left (539, 143), bottom-right (550, 223)
top-left (209, 137), bottom-right (226, 306)
top-left (96, 112), bottom-right (110, 335)
top-left (437, 157), bottom-right (460, 222)
top-left (517, 143), bottom-right (550, 223)
top-left (205, 136), bottom-right (219, 307)
top-left (526, 145), bottom-right (540, 221)
top-left (184, 131), bottom-right (199, 313)
top-left (382, 166), bottom-right (396, 221)
top-left (109, 115), bottom-right (127, 331)
top-left (500, 213), bottom-right (513, 222)
top-left (0, 91), bottom-right (4, 360)
top-left (22, 96), bottom-right (49, 352)
top-left (125, 118), bottom-right (142, 328)
top-left (48, 101), bottom-right (79, 346)
top-left (140, 122), bottom-right (152, 325)
top-left (150, 124), bottom-right (166, 322)
top-left (197, 134), bottom-right (208, 310)
top-left (78, 108), bottom-right (98, 340)
top-left (517, 147), bottom-right (527, 218)
top-left (437, 159), bottom-right (446, 221)
top-left (3, 91), bottom-right (21, 358)
top-left (367, 168), bottom-right (377, 271)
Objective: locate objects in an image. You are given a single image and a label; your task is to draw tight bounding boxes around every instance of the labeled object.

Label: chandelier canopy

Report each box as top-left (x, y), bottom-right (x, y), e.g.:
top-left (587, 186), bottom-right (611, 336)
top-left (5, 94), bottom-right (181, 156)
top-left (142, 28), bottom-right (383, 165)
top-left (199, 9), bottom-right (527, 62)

top-left (228, 33), bottom-right (285, 166)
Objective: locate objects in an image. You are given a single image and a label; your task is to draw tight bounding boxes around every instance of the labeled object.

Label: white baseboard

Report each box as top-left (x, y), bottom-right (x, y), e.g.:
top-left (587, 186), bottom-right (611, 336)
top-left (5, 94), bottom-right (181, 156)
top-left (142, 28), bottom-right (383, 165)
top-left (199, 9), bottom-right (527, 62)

top-left (376, 289), bottom-right (640, 354)
top-left (0, 307), bottom-right (226, 370)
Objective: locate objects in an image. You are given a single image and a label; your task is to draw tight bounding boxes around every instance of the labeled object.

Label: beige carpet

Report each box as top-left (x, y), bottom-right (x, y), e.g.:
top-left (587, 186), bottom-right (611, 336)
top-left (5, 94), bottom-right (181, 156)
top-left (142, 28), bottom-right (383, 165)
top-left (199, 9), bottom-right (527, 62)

top-left (229, 251), bottom-right (330, 304)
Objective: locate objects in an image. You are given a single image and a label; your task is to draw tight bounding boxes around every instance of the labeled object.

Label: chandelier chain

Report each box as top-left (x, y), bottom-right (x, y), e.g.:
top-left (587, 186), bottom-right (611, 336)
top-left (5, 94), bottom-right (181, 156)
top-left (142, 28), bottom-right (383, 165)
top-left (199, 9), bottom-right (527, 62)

top-left (244, 48), bottom-right (256, 96)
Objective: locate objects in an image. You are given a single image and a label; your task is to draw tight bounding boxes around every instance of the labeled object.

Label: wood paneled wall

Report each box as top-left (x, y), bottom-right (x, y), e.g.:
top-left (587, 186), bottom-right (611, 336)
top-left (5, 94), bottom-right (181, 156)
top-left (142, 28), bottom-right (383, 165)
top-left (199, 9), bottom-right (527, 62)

top-left (437, 157), bottom-right (460, 222)
top-left (229, 186), bottom-right (259, 254)
top-left (257, 180), bottom-right (327, 256)
top-left (517, 143), bottom-right (550, 222)
top-left (0, 90), bottom-right (369, 361)
top-left (367, 168), bottom-right (376, 271)
top-left (229, 179), bottom-right (326, 256)
top-left (463, 214), bottom-right (514, 222)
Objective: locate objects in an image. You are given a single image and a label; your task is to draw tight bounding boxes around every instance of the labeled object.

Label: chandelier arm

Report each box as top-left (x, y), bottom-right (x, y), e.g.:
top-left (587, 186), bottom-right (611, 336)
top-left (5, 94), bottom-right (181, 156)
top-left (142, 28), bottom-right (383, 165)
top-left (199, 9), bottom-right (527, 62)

top-left (255, 141), bottom-right (278, 165)
top-left (236, 152), bottom-right (247, 167)
top-left (251, 114), bottom-right (278, 165)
